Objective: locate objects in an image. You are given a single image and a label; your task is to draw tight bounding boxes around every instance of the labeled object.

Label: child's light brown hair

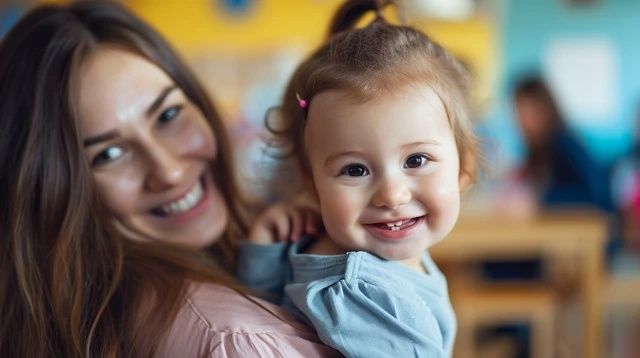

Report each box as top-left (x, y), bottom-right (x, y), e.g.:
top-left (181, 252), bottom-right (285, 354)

top-left (271, 0), bottom-right (478, 192)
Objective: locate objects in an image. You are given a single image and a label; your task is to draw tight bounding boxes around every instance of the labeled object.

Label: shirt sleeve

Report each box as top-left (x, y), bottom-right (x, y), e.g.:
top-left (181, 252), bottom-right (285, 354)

top-left (236, 242), bottom-right (290, 304)
top-left (285, 272), bottom-right (448, 357)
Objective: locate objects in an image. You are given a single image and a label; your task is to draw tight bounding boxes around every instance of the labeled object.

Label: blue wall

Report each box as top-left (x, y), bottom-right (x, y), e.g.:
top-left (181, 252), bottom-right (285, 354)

top-left (0, 6), bottom-right (23, 38)
top-left (489, 0), bottom-right (640, 166)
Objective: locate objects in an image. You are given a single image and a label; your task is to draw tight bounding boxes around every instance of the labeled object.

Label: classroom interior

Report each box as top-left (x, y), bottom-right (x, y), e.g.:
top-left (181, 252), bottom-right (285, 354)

top-left (2, 0), bottom-right (639, 357)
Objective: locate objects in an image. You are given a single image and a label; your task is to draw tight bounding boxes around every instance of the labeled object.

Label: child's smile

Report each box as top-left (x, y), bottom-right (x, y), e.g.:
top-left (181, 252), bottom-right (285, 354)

top-left (364, 215), bottom-right (426, 240)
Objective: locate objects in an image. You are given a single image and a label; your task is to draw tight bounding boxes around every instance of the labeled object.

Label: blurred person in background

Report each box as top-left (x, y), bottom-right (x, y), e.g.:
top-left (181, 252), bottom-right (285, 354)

top-left (0, 1), bottom-right (338, 357)
top-left (487, 75), bottom-right (615, 279)
top-left (502, 75), bottom-right (613, 214)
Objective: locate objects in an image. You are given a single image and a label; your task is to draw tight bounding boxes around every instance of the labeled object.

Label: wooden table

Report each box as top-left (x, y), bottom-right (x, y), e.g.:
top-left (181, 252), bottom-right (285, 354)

top-left (430, 211), bottom-right (608, 358)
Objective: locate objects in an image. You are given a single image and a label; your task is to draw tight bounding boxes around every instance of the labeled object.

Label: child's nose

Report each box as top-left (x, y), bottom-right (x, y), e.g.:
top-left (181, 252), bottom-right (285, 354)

top-left (371, 176), bottom-right (412, 210)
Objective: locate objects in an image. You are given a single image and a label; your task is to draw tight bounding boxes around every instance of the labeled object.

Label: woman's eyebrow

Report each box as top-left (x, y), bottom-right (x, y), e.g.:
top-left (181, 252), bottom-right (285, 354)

top-left (146, 85), bottom-right (178, 117)
top-left (83, 130), bottom-right (119, 147)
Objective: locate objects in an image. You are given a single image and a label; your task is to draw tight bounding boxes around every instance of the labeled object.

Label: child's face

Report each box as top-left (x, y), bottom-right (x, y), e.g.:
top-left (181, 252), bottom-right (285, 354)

top-left (305, 84), bottom-right (462, 261)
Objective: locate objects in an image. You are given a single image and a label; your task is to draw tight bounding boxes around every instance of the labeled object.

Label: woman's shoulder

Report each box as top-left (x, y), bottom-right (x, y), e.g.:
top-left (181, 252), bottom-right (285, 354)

top-left (155, 282), bottom-right (340, 358)
top-left (183, 282), bottom-right (310, 333)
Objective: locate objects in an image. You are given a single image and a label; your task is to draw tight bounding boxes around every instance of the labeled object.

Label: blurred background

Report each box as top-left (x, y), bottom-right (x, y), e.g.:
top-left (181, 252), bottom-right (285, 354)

top-left (2, 0), bottom-right (639, 357)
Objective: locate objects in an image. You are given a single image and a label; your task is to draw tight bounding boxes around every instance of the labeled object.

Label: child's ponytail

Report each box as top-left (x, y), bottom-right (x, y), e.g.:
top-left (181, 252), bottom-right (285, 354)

top-left (328, 0), bottom-right (395, 37)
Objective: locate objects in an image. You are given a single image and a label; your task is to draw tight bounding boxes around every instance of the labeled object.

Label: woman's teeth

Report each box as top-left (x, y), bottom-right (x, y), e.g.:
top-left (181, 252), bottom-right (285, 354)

top-left (159, 181), bottom-right (203, 215)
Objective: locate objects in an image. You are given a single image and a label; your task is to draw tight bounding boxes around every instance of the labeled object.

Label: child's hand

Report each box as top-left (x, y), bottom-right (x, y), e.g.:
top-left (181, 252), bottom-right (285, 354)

top-left (249, 203), bottom-right (322, 245)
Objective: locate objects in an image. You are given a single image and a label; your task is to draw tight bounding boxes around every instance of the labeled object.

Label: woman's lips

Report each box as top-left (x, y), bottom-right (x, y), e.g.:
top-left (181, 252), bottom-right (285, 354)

top-left (364, 216), bottom-right (425, 241)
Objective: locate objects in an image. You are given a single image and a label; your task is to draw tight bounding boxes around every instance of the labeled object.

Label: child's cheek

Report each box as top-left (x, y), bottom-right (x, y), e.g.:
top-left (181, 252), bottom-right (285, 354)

top-left (422, 183), bottom-right (461, 238)
top-left (321, 196), bottom-right (351, 224)
top-left (320, 193), bottom-right (359, 235)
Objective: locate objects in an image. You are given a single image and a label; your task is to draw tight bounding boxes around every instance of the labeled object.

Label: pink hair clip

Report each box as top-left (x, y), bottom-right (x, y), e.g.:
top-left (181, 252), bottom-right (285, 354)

top-left (296, 93), bottom-right (308, 109)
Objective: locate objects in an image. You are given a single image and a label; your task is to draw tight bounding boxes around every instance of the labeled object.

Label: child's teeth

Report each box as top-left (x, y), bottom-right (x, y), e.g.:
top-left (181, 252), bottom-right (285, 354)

top-left (385, 220), bottom-right (404, 229)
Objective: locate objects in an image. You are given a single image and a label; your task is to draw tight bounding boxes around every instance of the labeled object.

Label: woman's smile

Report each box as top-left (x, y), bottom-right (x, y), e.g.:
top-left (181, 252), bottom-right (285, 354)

top-left (148, 172), bottom-right (214, 225)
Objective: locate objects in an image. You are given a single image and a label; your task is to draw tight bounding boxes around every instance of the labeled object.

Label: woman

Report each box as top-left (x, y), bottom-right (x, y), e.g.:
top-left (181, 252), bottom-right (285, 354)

top-left (511, 75), bottom-right (612, 211)
top-left (0, 1), bottom-right (337, 357)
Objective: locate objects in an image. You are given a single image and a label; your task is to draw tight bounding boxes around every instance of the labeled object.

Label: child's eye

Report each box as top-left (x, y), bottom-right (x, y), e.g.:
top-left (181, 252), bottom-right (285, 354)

top-left (157, 105), bottom-right (183, 125)
top-left (404, 154), bottom-right (428, 169)
top-left (92, 146), bottom-right (124, 166)
top-left (340, 164), bottom-right (369, 177)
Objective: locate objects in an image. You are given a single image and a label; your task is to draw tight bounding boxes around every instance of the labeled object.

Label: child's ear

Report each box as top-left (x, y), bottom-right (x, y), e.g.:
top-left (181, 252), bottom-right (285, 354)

top-left (459, 171), bottom-right (473, 192)
top-left (459, 154), bottom-right (476, 192)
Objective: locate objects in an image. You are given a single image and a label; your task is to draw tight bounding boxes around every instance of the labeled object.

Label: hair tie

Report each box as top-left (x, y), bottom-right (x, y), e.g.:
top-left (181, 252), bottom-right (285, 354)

top-left (296, 93), bottom-right (308, 109)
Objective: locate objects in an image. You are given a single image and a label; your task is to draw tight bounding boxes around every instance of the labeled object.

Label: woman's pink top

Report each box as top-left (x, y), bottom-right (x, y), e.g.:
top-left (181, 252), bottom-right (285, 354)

top-left (155, 282), bottom-right (340, 357)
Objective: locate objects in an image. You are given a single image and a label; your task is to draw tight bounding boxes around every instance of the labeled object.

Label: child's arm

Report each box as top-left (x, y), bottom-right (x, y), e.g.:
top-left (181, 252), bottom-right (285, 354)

top-left (236, 203), bottom-right (320, 303)
top-left (285, 253), bottom-right (452, 357)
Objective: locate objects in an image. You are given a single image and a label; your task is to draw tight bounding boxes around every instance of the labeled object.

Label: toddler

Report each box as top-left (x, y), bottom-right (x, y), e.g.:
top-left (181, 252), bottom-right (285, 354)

top-left (238, 0), bottom-right (478, 356)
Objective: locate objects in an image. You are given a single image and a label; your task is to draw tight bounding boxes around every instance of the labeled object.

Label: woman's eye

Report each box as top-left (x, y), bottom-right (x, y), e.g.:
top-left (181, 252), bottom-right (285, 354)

top-left (92, 146), bottom-right (124, 166)
top-left (157, 105), bottom-right (182, 125)
top-left (404, 154), bottom-right (428, 169)
top-left (341, 164), bottom-right (369, 177)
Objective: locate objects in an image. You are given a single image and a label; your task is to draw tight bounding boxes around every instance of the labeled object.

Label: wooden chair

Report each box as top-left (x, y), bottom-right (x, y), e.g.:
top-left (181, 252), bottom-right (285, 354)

top-left (450, 283), bottom-right (557, 358)
top-left (603, 275), bottom-right (640, 357)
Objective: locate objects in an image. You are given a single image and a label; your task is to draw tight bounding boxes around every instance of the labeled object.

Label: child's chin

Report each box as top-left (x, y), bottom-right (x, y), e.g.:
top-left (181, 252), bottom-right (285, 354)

top-left (376, 248), bottom-right (422, 262)
top-left (376, 240), bottom-right (434, 261)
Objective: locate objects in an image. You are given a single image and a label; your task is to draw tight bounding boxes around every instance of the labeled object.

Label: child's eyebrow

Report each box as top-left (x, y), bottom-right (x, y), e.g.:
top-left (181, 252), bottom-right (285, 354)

top-left (323, 150), bottom-right (362, 167)
top-left (401, 140), bottom-right (441, 149)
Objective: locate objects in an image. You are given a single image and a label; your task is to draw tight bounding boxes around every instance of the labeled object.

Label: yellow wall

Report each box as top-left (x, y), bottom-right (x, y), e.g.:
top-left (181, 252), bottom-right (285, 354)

top-left (420, 16), bottom-right (498, 107)
top-left (125, 0), bottom-right (496, 103)
top-left (34, 0), bottom-right (497, 104)
top-left (127, 0), bottom-right (344, 56)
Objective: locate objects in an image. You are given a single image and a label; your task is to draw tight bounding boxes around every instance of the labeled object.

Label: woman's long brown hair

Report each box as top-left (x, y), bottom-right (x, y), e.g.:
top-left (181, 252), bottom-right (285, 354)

top-left (0, 1), bottom-right (247, 356)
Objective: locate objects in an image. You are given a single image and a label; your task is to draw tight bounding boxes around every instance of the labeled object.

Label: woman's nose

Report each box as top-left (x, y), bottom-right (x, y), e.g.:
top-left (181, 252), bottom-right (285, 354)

top-left (371, 176), bottom-right (412, 209)
top-left (144, 143), bottom-right (187, 191)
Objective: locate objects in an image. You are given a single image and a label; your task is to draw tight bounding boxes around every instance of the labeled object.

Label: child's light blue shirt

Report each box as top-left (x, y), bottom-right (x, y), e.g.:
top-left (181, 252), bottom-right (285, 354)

top-left (237, 238), bottom-right (456, 357)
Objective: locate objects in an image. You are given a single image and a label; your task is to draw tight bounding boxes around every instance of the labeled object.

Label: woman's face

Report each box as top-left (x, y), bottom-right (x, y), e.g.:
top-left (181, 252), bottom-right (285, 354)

top-left (515, 96), bottom-right (552, 147)
top-left (77, 47), bottom-right (228, 247)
